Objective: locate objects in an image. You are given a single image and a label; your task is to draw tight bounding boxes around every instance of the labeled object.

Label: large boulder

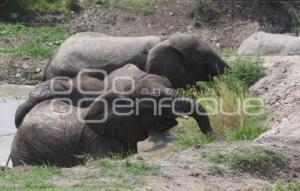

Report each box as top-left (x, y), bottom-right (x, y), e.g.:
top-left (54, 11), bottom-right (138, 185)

top-left (238, 32), bottom-right (300, 55)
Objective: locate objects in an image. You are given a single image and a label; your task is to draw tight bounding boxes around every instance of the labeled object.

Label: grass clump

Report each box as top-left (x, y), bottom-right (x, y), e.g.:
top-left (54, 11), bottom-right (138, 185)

top-left (0, 0), bottom-right (82, 14)
top-left (175, 55), bottom-right (267, 147)
top-left (95, 0), bottom-right (164, 15)
top-left (174, 56), bottom-right (268, 147)
top-left (197, 55), bottom-right (267, 139)
top-left (173, 118), bottom-right (215, 148)
top-left (91, 157), bottom-right (160, 177)
top-left (204, 148), bottom-right (286, 175)
top-left (0, 166), bottom-right (61, 190)
top-left (0, 23), bottom-right (71, 58)
top-left (263, 181), bottom-right (300, 191)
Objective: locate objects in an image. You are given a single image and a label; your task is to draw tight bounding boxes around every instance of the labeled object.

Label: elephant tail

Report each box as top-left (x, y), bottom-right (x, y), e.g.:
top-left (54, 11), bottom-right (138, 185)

top-left (5, 152), bottom-right (11, 168)
top-left (42, 58), bottom-right (53, 81)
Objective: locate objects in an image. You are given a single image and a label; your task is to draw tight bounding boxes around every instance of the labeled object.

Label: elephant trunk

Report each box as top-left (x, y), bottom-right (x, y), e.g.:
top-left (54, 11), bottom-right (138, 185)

top-left (15, 98), bottom-right (40, 128)
top-left (166, 90), bottom-right (213, 135)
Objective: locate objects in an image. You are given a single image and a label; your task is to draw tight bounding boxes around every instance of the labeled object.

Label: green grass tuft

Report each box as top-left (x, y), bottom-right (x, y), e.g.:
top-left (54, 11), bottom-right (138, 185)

top-left (0, 166), bottom-right (61, 191)
top-left (92, 158), bottom-right (160, 177)
top-left (0, 0), bottom-right (81, 13)
top-left (264, 181), bottom-right (300, 191)
top-left (173, 118), bottom-right (215, 148)
top-left (204, 148), bottom-right (285, 175)
top-left (96, 0), bottom-right (164, 15)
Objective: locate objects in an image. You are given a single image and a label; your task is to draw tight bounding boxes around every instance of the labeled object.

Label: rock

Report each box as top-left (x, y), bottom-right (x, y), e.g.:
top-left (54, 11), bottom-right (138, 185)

top-left (238, 32), bottom-right (300, 55)
top-left (10, 12), bottom-right (19, 20)
top-left (134, 155), bottom-right (144, 160)
top-left (35, 68), bottom-right (41, 73)
top-left (21, 64), bottom-right (30, 69)
top-left (15, 73), bottom-right (21, 78)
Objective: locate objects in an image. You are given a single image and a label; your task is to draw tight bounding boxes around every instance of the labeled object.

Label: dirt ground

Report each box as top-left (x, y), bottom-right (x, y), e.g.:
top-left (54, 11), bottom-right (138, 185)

top-left (131, 56), bottom-right (300, 190)
top-left (45, 56), bottom-right (300, 190)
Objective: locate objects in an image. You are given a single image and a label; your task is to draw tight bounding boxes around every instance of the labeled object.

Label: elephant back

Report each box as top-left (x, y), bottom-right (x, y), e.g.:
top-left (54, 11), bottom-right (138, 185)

top-left (43, 33), bottom-right (162, 80)
top-left (11, 100), bottom-right (85, 167)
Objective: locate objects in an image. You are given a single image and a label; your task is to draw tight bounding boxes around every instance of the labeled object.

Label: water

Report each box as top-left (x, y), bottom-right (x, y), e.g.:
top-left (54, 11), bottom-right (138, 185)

top-left (0, 84), bottom-right (33, 166)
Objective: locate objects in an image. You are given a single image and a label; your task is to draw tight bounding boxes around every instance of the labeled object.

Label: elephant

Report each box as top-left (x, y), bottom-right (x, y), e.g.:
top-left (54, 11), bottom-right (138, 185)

top-left (12, 64), bottom-right (213, 167)
top-left (42, 32), bottom-right (164, 80)
top-left (145, 33), bottom-right (229, 88)
top-left (42, 33), bottom-right (228, 88)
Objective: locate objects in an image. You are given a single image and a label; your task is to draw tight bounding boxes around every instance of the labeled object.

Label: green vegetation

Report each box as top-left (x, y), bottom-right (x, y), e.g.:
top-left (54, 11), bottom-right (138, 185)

top-left (0, 166), bottom-right (62, 191)
top-left (92, 0), bottom-right (164, 15)
top-left (263, 182), bottom-right (300, 191)
top-left (91, 158), bottom-right (160, 176)
top-left (0, 23), bottom-right (71, 58)
top-left (175, 55), bottom-right (267, 147)
top-left (173, 118), bottom-right (215, 148)
top-left (0, 157), bottom-right (160, 191)
top-left (204, 148), bottom-right (285, 175)
top-left (0, 0), bottom-right (81, 13)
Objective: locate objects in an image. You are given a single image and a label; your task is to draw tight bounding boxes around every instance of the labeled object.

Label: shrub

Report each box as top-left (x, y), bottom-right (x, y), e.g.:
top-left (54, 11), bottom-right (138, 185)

top-left (0, 0), bottom-right (81, 15)
top-left (177, 55), bottom-right (267, 141)
top-left (225, 56), bottom-right (265, 87)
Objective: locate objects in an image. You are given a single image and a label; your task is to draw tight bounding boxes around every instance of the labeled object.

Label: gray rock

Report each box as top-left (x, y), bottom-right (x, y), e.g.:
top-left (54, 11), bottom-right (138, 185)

top-left (238, 32), bottom-right (300, 55)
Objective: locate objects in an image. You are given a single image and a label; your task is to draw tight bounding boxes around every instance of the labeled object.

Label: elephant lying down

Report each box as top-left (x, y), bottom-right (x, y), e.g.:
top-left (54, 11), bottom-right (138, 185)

top-left (12, 64), bottom-right (212, 167)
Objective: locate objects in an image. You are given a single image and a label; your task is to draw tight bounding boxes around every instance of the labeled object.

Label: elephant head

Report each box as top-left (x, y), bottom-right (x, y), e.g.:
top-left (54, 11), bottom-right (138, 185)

top-left (146, 33), bottom-right (229, 88)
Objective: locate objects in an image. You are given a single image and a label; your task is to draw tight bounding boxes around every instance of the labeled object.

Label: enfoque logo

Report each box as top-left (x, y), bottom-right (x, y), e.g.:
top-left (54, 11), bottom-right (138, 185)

top-left (47, 69), bottom-right (264, 123)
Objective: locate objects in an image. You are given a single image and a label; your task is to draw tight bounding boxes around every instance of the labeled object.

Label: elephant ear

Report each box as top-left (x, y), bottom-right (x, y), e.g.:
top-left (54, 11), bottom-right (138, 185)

top-left (146, 40), bottom-right (195, 88)
top-left (168, 33), bottom-right (229, 80)
top-left (84, 92), bottom-right (148, 142)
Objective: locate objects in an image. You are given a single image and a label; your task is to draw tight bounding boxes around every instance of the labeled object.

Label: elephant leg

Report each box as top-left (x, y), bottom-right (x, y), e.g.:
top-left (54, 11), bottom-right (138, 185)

top-left (79, 126), bottom-right (138, 158)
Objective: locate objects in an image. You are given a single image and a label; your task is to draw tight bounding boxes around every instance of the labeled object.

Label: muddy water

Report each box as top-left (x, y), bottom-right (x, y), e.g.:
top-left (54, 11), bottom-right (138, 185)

top-left (0, 84), bottom-right (33, 166)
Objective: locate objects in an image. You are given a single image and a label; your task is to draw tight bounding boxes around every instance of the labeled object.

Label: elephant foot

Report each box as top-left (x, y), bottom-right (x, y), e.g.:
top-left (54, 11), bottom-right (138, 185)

top-left (137, 131), bottom-right (176, 152)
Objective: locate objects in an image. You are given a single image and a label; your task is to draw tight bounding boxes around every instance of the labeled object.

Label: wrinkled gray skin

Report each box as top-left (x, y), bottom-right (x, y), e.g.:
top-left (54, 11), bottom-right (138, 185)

top-left (146, 33), bottom-right (229, 88)
top-left (12, 64), bottom-right (212, 167)
top-left (15, 73), bottom-right (104, 128)
top-left (43, 32), bottom-right (163, 80)
top-left (43, 33), bottom-right (228, 88)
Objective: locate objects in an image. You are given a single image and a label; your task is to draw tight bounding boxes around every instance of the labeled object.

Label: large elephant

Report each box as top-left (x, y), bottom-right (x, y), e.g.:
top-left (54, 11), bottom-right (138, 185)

top-left (146, 33), bottom-right (229, 88)
top-left (42, 32), bottom-right (163, 80)
top-left (42, 33), bottom-right (228, 88)
top-left (12, 64), bottom-right (212, 167)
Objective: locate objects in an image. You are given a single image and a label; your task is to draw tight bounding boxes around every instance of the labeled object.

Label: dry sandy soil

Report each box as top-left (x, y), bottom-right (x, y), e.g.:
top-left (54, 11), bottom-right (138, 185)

top-left (131, 56), bottom-right (300, 190)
